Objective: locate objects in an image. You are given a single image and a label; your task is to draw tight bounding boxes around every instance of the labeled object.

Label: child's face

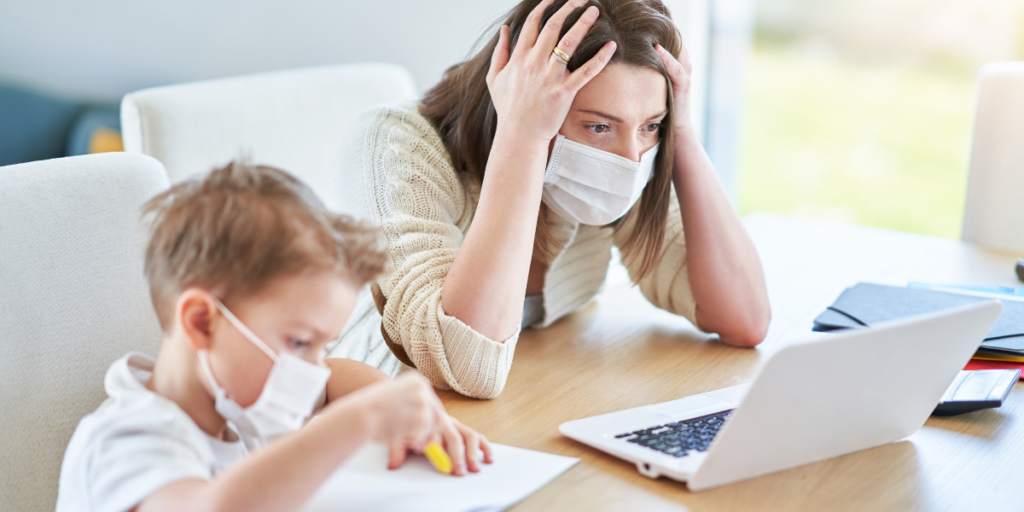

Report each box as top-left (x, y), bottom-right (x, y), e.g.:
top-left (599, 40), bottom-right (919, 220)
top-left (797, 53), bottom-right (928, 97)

top-left (202, 270), bottom-right (358, 408)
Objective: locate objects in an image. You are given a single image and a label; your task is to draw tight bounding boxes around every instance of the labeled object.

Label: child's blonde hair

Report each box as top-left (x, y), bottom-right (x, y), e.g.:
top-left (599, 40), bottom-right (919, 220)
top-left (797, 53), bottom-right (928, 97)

top-left (142, 159), bottom-right (385, 331)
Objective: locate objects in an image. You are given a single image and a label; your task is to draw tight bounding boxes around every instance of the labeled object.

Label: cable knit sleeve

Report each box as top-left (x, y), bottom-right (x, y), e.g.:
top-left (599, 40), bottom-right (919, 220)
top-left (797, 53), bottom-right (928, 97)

top-left (612, 189), bottom-right (699, 327)
top-left (347, 105), bottom-right (518, 399)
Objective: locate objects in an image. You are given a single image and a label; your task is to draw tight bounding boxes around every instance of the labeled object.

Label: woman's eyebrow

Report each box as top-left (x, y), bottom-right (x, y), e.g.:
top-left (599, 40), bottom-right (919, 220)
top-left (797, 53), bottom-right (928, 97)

top-left (647, 109), bottom-right (669, 121)
top-left (574, 109), bottom-right (670, 123)
top-left (575, 109), bottom-right (624, 123)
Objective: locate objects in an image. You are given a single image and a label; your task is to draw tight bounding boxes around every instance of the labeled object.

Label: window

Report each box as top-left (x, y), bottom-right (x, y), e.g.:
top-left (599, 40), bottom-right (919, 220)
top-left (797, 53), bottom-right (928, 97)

top-left (739, 0), bottom-right (1024, 238)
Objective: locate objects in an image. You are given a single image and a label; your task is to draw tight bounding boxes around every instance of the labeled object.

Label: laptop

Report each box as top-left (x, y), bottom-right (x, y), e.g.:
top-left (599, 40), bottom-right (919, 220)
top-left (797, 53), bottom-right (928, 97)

top-left (559, 300), bottom-right (1002, 491)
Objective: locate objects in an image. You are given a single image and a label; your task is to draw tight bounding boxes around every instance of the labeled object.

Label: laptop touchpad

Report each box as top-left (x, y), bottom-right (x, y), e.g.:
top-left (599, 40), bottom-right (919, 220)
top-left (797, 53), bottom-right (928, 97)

top-left (647, 396), bottom-right (732, 418)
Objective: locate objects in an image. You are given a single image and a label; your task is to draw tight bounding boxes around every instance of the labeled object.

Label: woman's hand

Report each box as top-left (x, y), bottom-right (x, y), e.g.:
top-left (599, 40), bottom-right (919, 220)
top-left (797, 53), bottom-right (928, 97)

top-left (653, 45), bottom-right (771, 348)
top-left (387, 416), bottom-right (494, 476)
top-left (655, 44), bottom-right (695, 133)
top-left (486, 0), bottom-right (616, 143)
top-left (441, 0), bottom-right (616, 344)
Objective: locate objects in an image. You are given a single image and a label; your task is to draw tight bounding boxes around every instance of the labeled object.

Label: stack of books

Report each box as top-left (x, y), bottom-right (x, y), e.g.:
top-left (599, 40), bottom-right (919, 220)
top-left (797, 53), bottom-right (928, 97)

top-left (911, 284), bottom-right (1024, 377)
top-left (814, 282), bottom-right (1024, 380)
top-left (967, 349), bottom-right (1024, 374)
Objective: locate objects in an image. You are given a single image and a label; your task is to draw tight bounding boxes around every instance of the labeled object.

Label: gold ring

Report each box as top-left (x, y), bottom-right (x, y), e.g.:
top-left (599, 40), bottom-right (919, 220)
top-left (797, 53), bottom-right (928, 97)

top-left (552, 46), bottom-right (570, 64)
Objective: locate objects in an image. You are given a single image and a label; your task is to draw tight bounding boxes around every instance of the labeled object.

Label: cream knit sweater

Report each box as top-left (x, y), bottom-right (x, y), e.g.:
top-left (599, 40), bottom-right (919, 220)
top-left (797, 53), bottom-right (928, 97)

top-left (328, 102), bottom-right (698, 399)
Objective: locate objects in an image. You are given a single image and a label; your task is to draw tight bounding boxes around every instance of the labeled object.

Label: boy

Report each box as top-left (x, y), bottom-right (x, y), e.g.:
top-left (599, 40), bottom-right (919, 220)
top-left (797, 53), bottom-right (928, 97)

top-left (56, 161), bottom-right (491, 512)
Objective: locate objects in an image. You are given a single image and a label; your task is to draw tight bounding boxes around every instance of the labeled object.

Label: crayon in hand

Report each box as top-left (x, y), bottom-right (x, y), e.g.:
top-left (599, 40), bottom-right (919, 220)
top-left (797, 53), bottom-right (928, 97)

top-left (423, 441), bottom-right (453, 475)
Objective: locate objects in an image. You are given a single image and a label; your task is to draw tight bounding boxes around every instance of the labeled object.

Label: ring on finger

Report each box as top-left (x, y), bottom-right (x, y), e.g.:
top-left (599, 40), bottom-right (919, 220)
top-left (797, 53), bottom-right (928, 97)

top-left (552, 46), bottom-right (570, 64)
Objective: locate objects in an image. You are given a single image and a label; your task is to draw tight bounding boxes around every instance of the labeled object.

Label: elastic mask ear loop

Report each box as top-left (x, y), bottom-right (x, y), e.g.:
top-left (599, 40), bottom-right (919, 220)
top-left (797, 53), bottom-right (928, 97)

top-left (212, 298), bottom-right (279, 362)
top-left (196, 350), bottom-right (221, 393)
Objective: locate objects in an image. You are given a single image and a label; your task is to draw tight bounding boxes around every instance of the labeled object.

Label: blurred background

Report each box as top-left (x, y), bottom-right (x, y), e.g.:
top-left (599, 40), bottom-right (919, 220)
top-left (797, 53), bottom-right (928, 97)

top-left (740, 0), bottom-right (1024, 238)
top-left (1, 0), bottom-right (1022, 239)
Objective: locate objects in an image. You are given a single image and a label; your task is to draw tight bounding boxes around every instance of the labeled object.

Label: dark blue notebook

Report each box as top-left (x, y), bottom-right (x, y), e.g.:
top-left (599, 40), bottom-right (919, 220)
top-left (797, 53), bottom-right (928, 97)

top-left (813, 282), bottom-right (1024, 355)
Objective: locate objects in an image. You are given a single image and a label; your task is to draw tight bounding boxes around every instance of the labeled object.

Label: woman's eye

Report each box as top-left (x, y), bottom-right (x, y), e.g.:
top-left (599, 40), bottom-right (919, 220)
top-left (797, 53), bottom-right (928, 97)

top-left (586, 124), bottom-right (610, 134)
top-left (644, 123), bottom-right (662, 133)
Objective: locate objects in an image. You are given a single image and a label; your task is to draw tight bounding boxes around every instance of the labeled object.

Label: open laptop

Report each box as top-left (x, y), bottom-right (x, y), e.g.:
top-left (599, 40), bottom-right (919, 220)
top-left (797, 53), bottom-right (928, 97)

top-left (559, 300), bottom-right (1002, 491)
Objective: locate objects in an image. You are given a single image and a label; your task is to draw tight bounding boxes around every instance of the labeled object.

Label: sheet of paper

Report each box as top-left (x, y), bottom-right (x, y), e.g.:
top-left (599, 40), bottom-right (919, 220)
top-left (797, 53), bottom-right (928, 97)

top-left (300, 443), bottom-right (578, 512)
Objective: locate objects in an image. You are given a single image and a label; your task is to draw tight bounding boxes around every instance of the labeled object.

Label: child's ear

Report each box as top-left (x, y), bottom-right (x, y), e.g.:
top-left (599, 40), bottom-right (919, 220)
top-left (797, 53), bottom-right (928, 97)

top-left (176, 289), bottom-right (216, 351)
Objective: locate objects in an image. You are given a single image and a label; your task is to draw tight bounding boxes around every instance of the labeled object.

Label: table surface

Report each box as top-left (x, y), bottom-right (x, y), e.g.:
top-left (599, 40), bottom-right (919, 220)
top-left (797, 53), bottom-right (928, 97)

top-left (437, 212), bottom-right (1024, 512)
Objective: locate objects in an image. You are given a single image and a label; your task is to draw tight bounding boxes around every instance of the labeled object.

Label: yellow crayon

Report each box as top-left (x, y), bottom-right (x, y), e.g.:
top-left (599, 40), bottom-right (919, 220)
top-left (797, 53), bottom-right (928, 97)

top-left (423, 441), bottom-right (453, 475)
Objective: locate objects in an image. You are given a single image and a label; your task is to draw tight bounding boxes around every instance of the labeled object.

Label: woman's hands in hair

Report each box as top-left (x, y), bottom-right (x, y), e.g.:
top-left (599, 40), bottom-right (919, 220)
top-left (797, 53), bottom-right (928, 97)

top-left (442, 0), bottom-right (616, 346)
top-left (653, 46), bottom-right (771, 348)
top-left (486, 0), bottom-right (617, 143)
top-left (655, 44), bottom-right (695, 133)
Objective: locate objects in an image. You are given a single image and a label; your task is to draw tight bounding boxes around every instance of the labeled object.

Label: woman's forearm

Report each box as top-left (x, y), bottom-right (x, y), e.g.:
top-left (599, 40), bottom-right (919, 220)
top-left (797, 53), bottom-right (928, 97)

top-left (439, 2), bottom-right (614, 342)
top-left (440, 125), bottom-right (549, 341)
top-left (673, 126), bottom-right (770, 347)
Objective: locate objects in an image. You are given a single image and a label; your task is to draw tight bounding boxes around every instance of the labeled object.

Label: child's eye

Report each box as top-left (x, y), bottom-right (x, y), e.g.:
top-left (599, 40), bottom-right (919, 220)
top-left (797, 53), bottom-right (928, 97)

top-left (288, 338), bottom-right (311, 350)
top-left (586, 124), bottom-right (611, 134)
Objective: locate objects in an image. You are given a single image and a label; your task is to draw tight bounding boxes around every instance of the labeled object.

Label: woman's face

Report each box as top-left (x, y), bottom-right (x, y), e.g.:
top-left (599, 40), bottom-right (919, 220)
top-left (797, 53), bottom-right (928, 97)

top-left (558, 62), bottom-right (668, 162)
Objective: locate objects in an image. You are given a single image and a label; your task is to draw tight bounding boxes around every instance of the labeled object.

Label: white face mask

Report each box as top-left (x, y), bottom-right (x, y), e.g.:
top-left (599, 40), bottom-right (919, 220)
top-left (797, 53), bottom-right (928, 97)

top-left (197, 299), bottom-right (331, 445)
top-left (541, 135), bottom-right (659, 226)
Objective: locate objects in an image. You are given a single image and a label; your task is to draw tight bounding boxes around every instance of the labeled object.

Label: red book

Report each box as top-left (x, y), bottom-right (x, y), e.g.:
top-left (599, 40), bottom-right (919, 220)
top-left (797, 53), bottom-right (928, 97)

top-left (964, 359), bottom-right (1024, 379)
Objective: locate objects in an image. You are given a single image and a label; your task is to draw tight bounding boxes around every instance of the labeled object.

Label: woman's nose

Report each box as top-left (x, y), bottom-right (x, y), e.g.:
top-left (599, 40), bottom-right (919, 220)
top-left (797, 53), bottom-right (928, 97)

top-left (610, 137), bottom-right (642, 162)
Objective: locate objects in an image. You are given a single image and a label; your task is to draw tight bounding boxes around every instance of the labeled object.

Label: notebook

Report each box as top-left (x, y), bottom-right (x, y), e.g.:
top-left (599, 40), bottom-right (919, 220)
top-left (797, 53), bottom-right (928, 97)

top-left (814, 282), bottom-right (1024, 355)
top-left (301, 443), bottom-right (578, 512)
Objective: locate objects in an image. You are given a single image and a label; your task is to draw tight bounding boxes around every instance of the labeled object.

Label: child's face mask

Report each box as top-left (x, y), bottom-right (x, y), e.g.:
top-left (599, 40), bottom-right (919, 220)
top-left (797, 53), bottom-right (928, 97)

top-left (541, 135), bottom-right (659, 226)
top-left (197, 298), bottom-right (331, 445)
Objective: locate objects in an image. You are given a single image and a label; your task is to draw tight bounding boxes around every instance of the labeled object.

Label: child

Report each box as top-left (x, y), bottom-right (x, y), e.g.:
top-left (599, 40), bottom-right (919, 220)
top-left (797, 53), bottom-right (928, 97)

top-left (56, 161), bottom-right (491, 512)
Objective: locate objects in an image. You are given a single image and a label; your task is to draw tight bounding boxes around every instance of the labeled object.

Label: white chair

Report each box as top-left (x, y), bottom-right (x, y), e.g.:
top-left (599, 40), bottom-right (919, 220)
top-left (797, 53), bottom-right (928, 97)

top-left (120, 63), bottom-right (418, 214)
top-left (962, 62), bottom-right (1024, 253)
top-left (0, 153), bottom-right (168, 512)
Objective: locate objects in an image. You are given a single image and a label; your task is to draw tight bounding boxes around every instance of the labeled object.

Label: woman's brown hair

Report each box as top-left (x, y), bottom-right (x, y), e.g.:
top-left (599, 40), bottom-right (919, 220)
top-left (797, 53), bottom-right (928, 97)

top-left (420, 0), bottom-right (682, 279)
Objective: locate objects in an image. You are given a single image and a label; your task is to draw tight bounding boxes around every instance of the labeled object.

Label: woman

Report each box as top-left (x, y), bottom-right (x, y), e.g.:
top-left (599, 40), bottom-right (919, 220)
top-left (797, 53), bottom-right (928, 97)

top-left (332, 0), bottom-right (770, 399)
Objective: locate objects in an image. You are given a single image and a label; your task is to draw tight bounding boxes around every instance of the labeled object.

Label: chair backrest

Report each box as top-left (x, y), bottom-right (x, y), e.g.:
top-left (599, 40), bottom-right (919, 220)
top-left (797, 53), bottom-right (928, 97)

top-left (120, 63), bottom-right (417, 214)
top-left (962, 62), bottom-right (1024, 252)
top-left (0, 153), bottom-right (168, 512)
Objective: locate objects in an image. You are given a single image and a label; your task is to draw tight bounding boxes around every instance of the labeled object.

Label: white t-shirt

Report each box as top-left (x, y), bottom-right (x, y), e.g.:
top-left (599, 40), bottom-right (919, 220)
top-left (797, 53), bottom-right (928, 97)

top-left (56, 352), bottom-right (250, 512)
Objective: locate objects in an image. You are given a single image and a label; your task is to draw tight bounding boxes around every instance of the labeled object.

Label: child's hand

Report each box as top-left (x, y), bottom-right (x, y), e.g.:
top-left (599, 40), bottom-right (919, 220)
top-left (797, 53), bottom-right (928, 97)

top-left (387, 415), bottom-right (494, 476)
top-left (330, 371), bottom-right (493, 476)
top-left (349, 372), bottom-right (444, 450)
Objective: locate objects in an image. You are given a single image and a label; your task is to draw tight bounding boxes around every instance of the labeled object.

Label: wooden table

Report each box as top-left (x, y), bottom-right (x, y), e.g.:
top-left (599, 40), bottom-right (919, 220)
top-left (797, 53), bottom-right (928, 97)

top-left (438, 212), bottom-right (1024, 511)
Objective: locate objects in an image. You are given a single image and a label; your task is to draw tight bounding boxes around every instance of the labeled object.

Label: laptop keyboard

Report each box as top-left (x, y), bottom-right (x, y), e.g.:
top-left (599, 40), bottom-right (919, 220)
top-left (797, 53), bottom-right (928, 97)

top-left (614, 410), bottom-right (734, 458)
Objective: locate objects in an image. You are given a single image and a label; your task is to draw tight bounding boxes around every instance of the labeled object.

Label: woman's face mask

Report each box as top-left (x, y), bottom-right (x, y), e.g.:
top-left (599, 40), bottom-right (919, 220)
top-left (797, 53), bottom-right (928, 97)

top-left (541, 135), bottom-right (659, 226)
top-left (197, 298), bottom-right (331, 446)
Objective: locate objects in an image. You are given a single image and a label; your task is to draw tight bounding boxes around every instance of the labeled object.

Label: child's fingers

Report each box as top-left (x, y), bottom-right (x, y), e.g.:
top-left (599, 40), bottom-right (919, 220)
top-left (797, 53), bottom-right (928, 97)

top-left (455, 421), bottom-right (482, 473)
top-left (440, 419), bottom-right (467, 476)
top-left (387, 441), bottom-right (408, 470)
top-left (403, 372), bottom-right (440, 450)
top-left (479, 432), bottom-right (494, 465)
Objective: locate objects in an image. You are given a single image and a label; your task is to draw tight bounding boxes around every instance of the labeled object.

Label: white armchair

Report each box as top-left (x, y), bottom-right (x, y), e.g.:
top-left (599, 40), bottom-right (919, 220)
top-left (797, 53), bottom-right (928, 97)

top-left (0, 153), bottom-right (168, 512)
top-left (962, 62), bottom-right (1024, 253)
top-left (120, 63), bottom-right (417, 214)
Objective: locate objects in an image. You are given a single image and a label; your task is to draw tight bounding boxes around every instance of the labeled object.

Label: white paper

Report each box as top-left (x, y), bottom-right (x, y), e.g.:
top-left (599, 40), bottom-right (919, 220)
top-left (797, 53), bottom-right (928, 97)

top-left (300, 443), bottom-right (578, 512)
